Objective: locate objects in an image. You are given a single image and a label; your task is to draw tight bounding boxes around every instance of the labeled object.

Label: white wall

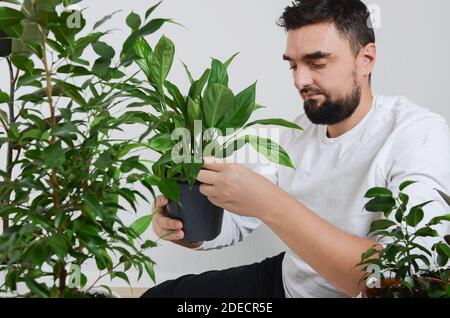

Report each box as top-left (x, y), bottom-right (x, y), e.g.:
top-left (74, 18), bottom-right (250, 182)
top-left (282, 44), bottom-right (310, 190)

top-left (1, 0), bottom-right (449, 288)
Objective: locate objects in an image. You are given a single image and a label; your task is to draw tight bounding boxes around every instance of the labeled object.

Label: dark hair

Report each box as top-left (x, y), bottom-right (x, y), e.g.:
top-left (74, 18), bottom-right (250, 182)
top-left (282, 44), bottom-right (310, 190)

top-left (278, 0), bottom-right (375, 56)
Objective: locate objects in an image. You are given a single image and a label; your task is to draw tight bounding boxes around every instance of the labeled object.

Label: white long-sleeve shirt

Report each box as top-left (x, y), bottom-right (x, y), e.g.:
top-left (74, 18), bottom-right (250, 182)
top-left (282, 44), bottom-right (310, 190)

top-left (197, 95), bottom-right (450, 298)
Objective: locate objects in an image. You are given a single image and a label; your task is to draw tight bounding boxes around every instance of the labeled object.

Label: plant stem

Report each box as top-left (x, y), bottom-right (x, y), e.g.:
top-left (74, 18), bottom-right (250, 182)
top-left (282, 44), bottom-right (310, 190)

top-left (2, 57), bottom-right (17, 232)
top-left (37, 18), bottom-right (66, 294)
top-left (58, 261), bottom-right (67, 296)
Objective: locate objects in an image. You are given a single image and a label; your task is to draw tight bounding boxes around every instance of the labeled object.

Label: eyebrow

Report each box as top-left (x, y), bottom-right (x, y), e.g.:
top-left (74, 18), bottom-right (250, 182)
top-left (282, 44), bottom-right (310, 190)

top-left (283, 51), bottom-right (332, 62)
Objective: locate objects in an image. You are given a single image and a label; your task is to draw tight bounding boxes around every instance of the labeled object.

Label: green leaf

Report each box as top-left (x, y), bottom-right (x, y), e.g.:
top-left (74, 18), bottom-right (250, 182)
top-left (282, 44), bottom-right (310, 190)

top-left (361, 247), bottom-right (379, 260)
top-left (0, 7), bottom-right (23, 30)
top-left (405, 207), bottom-right (424, 227)
top-left (220, 82), bottom-right (256, 130)
top-left (144, 0), bottom-right (163, 20)
top-left (364, 187), bottom-right (393, 198)
top-left (50, 122), bottom-right (79, 137)
top-left (181, 61), bottom-right (194, 84)
top-left (227, 135), bottom-right (295, 169)
top-left (30, 243), bottom-right (49, 266)
top-left (93, 249), bottom-right (112, 271)
top-left (141, 240), bottom-right (158, 249)
top-left (92, 41), bottom-right (115, 59)
top-left (437, 254), bottom-right (448, 267)
top-left (118, 188), bottom-right (137, 211)
top-left (148, 133), bottom-right (174, 153)
top-left (0, 90), bottom-right (10, 103)
top-left (383, 244), bottom-right (403, 261)
top-left (184, 162), bottom-right (203, 187)
top-left (0, 0), bottom-right (21, 4)
top-left (93, 10), bottom-right (122, 29)
top-left (83, 193), bottom-right (104, 221)
top-left (427, 214), bottom-right (450, 226)
top-left (126, 11), bottom-right (141, 31)
top-left (144, 259), bottom-right (156, 283)
top-left (112, 272), bottom-right (130, 286)
top-left (188, 68), bottom-right (211, 99)
top-left (223, 52), bottom-right (240, 69)
top-left (130, 215), bottom-right (153, 236)
top-left (364, 196), bottom-right (396, 213)
top-left (149, 35), bottom-right (175, 91)
top-left (24, 277), bottom-right (50, 298)
top-left (208, 58), bottom-right (228, 87)
top-left (56, 64), bottom-right (90, 76)
top-left (48, 234), bottom-right (67, 260)
top-left (92, 57), bottom-right (111, 77)
top-left (436, 242), bottom-right (450, 258)
top-left (444, 235), bottom-right (450, 245)
top-left (165, 80), bottom-right (186, 114)
top-left (158, 179), bottom-right (180, 202)
top-left (134, 36), bottom-right (152, 61)
top-left (368, 219), bottom-right (397, 233)
top-left (11, 54), bottom-right (34, 73)
top-left (414, 227), bottom-right (439, 237)
top-left (43, 141), bottom-right (65, 169)
top-left (244, 118), bottom-right (303, 131)
top-left (138, 18), bottom-right (172, 37)
top-left (435, 189), bottom-right (450, 207)
top-left (399, 180), bottom-right (417, 191)
top-left (187, 97), bottom-right (202, 126)
top-left (202, 83), bottom-right (235, 128)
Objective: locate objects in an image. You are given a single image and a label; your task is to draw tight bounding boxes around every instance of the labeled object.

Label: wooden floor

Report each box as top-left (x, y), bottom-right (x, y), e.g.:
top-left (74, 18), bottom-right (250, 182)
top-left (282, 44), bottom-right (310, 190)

top-left (110, 287), bottom-right (148, 298)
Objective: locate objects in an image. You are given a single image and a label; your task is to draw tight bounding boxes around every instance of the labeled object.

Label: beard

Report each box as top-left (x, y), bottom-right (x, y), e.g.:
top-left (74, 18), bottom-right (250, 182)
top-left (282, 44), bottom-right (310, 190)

top-left (301, 81), bottom-right (361, 125)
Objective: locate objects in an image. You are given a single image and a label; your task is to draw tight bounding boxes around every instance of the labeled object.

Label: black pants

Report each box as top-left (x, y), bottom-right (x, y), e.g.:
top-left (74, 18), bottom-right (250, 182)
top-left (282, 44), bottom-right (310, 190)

top-left (141, 252), bottom-right (286, 298)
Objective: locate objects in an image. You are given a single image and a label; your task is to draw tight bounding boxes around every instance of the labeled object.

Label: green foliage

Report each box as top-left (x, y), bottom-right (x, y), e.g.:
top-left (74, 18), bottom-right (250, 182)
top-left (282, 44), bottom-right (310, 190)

top-left (128, 39), bottom-right (303, 199)
top-left (0, 0), bottom-right (303, 297)
top-left (358, 181), bottom-right (450, 298)
top-left (0, 0), bottom-right (171, 298)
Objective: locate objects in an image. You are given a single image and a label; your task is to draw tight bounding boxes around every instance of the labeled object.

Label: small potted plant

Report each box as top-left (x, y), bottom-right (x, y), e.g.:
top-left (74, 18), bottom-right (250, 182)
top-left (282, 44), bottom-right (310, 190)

top-left (0, 0), bottom-right (174, 297)
top-left (123, 35), bottom-right (303, 243)
top-left (358, 181), bottom-right (450, 298)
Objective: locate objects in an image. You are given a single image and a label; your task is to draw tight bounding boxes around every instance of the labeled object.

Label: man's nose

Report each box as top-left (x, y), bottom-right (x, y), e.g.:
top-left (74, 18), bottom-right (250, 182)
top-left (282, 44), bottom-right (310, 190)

top-left (293, 65), bottom-right (314, 91)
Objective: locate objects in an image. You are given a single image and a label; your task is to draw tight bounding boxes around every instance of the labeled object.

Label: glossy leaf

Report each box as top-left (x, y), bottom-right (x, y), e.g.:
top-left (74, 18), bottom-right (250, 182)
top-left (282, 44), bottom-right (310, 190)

top-left (130, 215), bottom-right (153, 236)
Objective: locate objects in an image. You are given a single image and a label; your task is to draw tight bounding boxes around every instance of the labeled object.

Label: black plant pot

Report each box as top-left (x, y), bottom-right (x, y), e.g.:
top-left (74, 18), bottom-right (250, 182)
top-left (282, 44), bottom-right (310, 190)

top-left (0, 30), bottom-right (12, 57)
top-left (164, 182), bottom-right (224, 243)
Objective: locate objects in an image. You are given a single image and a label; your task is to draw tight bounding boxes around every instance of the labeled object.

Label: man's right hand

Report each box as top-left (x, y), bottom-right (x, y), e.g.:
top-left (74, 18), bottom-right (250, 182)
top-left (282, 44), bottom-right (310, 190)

top-left (152, 195), bottom-right (204, 249)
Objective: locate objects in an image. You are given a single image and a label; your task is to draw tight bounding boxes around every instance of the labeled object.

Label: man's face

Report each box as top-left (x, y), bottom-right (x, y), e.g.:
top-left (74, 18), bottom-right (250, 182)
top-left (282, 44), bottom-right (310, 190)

top-left (283, 23), bottom-right (364, 125)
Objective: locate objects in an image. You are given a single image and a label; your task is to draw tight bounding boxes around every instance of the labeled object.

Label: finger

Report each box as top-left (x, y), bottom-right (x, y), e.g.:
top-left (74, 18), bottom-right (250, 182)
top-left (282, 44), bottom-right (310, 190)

top-left (203, 156), bottom-right (228, 172)
top-left (196, 169), bottom-right (219, 184)
top-left (160, 230), bottom-right (184, 241)
top-left (199, 183), bottom-right (216, 197)
top-left (157, 216), bottom-right (183, 230)
top-left (153, 196), bottom-right (168, 212)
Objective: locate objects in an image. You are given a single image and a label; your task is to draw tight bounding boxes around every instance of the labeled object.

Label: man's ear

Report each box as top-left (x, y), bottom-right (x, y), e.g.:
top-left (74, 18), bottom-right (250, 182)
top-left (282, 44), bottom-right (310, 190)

top-left (361, 43), bottom-right (376, 78)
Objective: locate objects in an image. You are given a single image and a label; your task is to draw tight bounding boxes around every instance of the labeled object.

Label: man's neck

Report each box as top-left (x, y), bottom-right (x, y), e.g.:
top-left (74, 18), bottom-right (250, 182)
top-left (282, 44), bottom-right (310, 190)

top-left (326, 90), bottom-right (373, 138)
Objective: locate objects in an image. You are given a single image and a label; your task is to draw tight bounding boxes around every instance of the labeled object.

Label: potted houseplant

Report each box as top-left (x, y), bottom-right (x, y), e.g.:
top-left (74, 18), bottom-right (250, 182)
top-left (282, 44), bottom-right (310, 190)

top-left (0, 0), bottom-right (175, 297)
top-left (122, 35), bottom-right (304, 243)
top-left (358, 181), bottom-right (450, 298)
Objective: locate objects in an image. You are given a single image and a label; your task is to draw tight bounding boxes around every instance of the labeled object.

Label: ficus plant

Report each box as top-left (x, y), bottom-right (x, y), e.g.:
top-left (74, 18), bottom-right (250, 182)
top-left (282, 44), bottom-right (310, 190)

top-left (358, 181), bottom-right (450, 298)
top-left (0, 0), bottom-right (179, 297)
top-left (124, 35), bottom-right (304, 204)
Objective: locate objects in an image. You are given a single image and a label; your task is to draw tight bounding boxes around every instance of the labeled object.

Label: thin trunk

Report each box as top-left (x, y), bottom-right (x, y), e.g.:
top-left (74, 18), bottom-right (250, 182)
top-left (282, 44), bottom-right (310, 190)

top-left (2, 58), bottom-right (16, 232)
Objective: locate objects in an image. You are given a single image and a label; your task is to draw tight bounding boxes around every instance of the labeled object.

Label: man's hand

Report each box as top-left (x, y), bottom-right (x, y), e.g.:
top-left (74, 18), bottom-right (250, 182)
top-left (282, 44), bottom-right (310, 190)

top-left (196, 157), bottom-right (282, 220)
top-left (152, 195), bottom-right (204, 249)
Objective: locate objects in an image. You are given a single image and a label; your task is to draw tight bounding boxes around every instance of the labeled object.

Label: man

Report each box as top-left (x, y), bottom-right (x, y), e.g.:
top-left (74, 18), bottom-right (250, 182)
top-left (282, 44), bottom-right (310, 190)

top-left (142, 0), bottom-right (450, 298)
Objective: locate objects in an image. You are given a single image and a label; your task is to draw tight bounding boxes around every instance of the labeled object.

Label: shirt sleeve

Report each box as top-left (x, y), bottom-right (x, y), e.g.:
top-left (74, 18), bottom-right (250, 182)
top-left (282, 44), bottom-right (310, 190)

top-left (380, 115), bottom-right (450, 251)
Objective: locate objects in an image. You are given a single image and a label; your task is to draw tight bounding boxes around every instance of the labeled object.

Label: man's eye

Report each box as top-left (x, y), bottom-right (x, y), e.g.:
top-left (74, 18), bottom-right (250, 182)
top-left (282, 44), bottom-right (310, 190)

top-left (289, 65), bottom-right (297, 70)
top-left (312, 63), bottom-right (326, 69)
